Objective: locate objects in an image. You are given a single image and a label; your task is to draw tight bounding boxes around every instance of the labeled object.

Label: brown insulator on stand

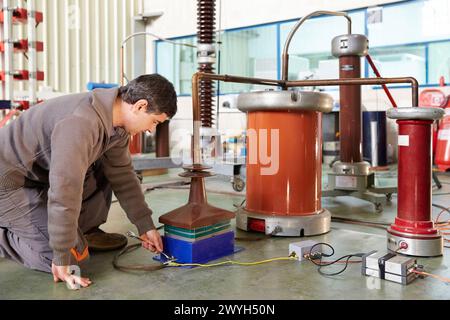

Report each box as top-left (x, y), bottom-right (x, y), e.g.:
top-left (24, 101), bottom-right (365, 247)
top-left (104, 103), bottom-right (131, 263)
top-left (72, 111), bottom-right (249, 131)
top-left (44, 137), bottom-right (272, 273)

top-left (197, 0), bottom-right (216, 128)
top-left (159, 165), bottom-right (235, 229)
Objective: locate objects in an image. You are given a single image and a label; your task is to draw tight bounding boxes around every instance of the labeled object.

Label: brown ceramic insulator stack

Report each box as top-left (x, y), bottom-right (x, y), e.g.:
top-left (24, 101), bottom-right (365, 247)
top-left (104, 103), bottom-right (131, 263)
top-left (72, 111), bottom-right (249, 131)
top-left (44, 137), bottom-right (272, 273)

top-left (339, 55), bottom-right (362, 163)
top-left (197, 0), bottom-right (215, 128)
top-left (197, 0), bottom-right (215, 44)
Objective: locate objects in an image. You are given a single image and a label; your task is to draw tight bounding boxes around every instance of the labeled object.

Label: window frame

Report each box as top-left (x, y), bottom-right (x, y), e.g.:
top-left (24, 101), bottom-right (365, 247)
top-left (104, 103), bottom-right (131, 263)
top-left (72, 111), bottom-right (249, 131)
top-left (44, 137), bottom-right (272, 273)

top-left (155, 0), bottom-right (450, 96)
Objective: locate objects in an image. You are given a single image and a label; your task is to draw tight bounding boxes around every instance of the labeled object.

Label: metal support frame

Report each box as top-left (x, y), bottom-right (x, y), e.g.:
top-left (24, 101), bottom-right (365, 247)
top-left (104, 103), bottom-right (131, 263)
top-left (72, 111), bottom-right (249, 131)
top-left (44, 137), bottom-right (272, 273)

top-left (3, 0), bottom-right (13, 101)
top-left (0, 0), bottom-right (41, 112)
top-left (322, 181), bottom-right (397, 213)
top-left (27, 0), bottom-right (37, 106)
top-left (131, 155), bottom-right (182, 171)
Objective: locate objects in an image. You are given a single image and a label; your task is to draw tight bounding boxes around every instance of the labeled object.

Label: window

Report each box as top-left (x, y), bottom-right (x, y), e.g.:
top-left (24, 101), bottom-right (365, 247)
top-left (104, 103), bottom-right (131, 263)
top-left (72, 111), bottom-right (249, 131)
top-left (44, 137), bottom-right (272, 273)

top-left (366, 0), bottom-right (450, 85)
top-left (368, 44), bottom-right (427, 85)
top-left (279, 11), bottom-right (365, 81)
top-left (156, 36), bottom-right (197, 95)
top-left (428, 41), bottom-right (450, 84)
top-left (154, 0), bottom-right (450, 95)
top-left (368, 0), bottom-right (450, 47)
top-left (219, 24), bottom-right (278, 93)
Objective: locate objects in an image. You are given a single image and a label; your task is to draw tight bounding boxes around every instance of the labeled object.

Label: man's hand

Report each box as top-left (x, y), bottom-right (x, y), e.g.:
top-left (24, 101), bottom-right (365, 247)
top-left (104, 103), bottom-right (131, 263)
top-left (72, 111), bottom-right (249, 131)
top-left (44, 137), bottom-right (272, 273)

top-left (51, 263), bottom-right (92, 290)
top-left (140, 229), bottom-right (163, 253)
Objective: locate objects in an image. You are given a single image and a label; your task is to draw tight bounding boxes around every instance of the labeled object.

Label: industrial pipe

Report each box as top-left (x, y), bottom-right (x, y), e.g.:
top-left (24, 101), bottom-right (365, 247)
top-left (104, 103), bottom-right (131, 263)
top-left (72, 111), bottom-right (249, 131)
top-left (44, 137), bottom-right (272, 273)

top-left (285, 77), bottom-right (419, 107)
top-left (281, 11), bottom-right (352, 82)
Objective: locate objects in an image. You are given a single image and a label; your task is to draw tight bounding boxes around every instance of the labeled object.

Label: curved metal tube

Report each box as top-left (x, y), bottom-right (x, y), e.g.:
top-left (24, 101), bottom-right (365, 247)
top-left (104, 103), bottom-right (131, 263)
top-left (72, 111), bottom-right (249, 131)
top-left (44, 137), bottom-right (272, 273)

top-left (282, 11), bottom-right (352, 82)
top-left (121, 32), bottom-right (197, 49)
top-left (120, 32), bottom-right (197, 85)
top-left (285, 76), bottom-right (419, 107)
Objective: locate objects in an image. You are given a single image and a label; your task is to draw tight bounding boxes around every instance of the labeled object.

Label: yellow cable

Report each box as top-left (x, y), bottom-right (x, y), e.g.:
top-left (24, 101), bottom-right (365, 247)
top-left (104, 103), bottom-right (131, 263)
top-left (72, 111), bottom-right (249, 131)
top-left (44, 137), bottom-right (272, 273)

top-left (166, 256), bottom-right (297, 268)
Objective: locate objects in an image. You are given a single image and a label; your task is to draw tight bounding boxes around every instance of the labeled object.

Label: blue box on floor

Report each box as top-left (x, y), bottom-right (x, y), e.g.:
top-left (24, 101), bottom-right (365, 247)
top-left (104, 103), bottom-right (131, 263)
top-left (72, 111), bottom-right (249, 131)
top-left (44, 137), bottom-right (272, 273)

top-left (162, 231), bottom-right (235, 264)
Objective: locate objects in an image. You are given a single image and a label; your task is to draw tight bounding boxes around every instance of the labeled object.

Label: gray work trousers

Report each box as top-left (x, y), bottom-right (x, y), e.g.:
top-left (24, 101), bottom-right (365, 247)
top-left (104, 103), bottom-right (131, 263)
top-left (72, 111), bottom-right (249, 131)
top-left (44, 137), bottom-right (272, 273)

top-left (0, 161), bottom-right (112, 273)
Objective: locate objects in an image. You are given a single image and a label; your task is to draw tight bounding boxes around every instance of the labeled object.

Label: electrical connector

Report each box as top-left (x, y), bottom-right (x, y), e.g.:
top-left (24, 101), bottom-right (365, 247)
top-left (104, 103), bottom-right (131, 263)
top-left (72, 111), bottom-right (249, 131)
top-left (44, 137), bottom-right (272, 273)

top-left (289, 241), bottom-right (322, 262)
top-left (362, 251), bottom-right (418, 285)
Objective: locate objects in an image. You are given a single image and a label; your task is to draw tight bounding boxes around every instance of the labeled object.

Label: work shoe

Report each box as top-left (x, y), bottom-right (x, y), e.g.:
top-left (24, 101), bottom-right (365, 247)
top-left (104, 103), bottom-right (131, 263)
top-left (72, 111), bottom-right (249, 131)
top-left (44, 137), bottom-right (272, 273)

top-left (84, 227), bottom-right (128, 252)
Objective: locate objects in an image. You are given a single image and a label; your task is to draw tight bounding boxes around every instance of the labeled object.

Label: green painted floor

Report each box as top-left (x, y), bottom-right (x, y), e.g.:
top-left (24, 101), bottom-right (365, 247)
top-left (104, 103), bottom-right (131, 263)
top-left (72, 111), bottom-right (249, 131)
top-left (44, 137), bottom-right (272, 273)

top-left (0, 169), bottom-right (449, 300)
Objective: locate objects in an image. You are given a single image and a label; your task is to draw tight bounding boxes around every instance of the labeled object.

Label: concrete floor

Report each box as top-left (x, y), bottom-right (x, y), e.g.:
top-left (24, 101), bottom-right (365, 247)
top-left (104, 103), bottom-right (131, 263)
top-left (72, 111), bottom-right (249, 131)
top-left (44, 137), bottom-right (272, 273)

top-left (0, 169), bottom-right (449, 300)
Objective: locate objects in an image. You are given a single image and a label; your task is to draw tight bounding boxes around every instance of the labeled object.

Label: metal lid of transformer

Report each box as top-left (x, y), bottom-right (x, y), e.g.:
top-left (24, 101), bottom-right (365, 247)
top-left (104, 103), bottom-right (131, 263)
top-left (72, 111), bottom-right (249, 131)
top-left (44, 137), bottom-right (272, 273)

top-left (387, 107), bottom-right (445, 121)
top-left (332, 34), bottom-right (369, 57)
top-left (236, 90), bottom-right (334, 113)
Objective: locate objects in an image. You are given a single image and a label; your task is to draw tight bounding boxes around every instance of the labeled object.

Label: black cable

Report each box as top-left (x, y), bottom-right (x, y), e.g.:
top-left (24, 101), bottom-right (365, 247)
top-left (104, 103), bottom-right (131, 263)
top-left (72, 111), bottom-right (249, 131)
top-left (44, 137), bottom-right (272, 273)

top-left (233, 198), bottom-right (246, 209)
top-left (432, 203), bottom-right (450, 213)
top-left (113, 225), bottom-right (165, 272)
top-left (113, 243), bottom-right (166, 272)
top-left (331, 216), bottom-right (390, 230)
top-left (308, 243), bottom-right (365, 277)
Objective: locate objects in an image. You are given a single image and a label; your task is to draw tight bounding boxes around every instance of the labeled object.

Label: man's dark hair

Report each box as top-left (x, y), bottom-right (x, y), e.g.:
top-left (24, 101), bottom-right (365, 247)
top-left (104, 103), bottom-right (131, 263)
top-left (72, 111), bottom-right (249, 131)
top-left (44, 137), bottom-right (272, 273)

top-left (118, 74), bottom-right (178, 119)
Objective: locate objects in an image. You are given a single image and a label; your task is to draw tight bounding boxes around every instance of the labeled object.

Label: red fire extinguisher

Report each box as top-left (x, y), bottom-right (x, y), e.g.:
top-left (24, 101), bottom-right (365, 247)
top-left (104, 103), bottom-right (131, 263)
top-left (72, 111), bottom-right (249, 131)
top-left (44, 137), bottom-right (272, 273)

top-left (419, 89), bottom-right (447, 156)
top-left (435, 97), bottom-right (450, 171)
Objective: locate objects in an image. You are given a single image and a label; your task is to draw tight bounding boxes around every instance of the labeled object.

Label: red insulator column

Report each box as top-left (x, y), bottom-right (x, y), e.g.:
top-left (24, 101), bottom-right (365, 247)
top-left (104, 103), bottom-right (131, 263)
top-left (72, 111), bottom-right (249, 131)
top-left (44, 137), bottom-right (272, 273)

top-left (387, 107), bottom-right (445, 257)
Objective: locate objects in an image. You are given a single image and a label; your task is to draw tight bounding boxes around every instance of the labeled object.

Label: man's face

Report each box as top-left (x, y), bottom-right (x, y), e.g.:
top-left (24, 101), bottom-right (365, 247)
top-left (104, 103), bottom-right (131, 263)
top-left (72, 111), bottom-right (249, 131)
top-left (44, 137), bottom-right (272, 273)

top-left (123, 99), bottom-right (169, 135)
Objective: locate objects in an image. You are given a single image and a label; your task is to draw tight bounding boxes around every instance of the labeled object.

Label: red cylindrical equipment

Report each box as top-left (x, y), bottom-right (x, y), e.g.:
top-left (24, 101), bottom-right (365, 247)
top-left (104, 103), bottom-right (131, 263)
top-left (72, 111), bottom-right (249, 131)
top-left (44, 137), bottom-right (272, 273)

top-left (129, 134), bottom-right (142, 155)
top-left (394, 120), bottom-right (434, 232)
top-left (236, 91), bottom-right (333, 237)
top-left (387, 107), bottom-right (445, 257)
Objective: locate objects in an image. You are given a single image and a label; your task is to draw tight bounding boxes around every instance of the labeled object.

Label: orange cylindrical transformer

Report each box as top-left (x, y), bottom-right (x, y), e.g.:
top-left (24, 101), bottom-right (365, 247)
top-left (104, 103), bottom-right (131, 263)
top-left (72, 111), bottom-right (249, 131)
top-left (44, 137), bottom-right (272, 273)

top-left (236, 90), bottom-right (334, 237)
top-left (245, 111), bottom-right (322, 216)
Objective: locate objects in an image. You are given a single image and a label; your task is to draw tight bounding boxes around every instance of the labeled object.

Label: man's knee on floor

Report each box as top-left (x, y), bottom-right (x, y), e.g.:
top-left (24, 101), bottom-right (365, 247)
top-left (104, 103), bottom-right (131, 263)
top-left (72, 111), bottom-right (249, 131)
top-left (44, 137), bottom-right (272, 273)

top-left (0, 228), bottom-right (53, 273)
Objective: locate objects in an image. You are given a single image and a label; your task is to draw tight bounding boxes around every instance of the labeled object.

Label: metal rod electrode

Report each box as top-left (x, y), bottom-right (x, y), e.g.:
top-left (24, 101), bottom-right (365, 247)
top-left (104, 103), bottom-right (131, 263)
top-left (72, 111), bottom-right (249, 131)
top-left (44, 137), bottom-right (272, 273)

top-left (281, 11), bottom-right (352, 82)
